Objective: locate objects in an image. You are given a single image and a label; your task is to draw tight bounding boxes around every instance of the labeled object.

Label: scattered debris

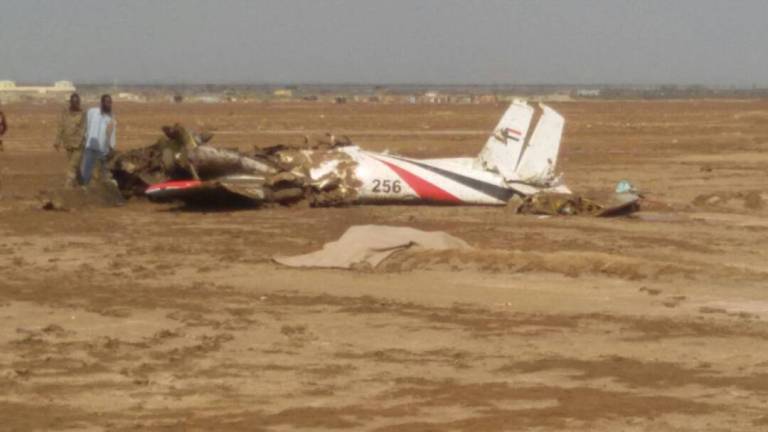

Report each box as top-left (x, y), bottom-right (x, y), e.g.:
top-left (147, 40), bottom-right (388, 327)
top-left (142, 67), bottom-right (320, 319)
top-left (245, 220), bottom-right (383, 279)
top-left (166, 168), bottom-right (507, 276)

top-left (505, 195), bottom-right (524, 212)
top-left (39, 181), bottom-right (125, 211)
top-left (693, 191), bottom-right (766, 211)
top-left (40, 196), bottom-right (66, 211)
top-left (516, 191), bottom-right (640, 217)
top-left (517, 193), bottom-right (601, 216)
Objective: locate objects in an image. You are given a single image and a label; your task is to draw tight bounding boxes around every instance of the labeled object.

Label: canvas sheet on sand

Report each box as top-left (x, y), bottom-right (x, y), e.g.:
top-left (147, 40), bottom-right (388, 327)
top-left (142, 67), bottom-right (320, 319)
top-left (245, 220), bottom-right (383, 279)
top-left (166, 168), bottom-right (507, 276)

top-left (274, 225), bottom-right (471, 269)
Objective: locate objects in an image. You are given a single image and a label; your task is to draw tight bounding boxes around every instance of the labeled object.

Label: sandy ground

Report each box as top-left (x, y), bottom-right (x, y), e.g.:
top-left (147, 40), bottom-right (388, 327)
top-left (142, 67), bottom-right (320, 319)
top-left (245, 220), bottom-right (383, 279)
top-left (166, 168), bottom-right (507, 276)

top-left (1, 100), bottom-right (768, 431)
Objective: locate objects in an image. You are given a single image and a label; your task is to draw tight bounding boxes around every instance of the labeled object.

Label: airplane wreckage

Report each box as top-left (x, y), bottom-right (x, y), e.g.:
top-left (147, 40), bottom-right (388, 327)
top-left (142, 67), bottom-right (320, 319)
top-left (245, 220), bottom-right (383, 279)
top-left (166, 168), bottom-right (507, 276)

top-left (107, 101), bottom-right (640, 216)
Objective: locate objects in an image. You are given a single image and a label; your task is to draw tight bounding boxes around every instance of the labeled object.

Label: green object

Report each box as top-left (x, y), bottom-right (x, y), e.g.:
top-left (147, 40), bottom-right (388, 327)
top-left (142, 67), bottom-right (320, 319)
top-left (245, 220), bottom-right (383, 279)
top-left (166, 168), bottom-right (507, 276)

top-left (616, 180), bottom-right (635, 194)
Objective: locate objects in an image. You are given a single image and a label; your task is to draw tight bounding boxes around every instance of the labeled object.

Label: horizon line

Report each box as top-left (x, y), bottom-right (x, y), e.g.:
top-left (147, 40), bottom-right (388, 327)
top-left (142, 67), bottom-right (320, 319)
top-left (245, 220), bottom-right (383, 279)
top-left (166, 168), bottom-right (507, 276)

top-left (24, 81), bottom-right (768, 90)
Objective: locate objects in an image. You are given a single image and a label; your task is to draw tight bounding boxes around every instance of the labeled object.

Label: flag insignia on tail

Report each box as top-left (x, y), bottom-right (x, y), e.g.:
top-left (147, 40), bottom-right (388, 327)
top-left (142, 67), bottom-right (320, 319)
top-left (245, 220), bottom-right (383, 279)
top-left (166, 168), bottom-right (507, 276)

top-left (494, 127), bottom-right (523, 143)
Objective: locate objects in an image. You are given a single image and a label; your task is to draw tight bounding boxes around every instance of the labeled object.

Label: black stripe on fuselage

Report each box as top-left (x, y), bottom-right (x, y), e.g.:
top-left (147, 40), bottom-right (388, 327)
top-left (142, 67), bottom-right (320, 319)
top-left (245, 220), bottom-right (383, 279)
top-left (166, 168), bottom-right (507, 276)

top-left (387, 155), bottom-right (524, 202)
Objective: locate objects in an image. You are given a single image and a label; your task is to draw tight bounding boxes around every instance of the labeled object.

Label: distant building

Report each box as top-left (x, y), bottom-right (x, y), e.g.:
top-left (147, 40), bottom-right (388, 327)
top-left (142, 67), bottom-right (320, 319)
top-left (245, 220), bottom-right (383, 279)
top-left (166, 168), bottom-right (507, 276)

top-left (273, 88), bottom-right (293, 98)
top-left (538, 93), bottom-right (573, 102)
top-left (422, 91), bottom-right (440, 104)
top-left (576, 89), bottom-right (601, 98)
top-left (477, 94), bottom-right (497, 104)
top-left (116, 92), bottom-right (145, 102)
top-left (0, 80), bottom-right (76, 102)
top-left (192, 95), bottom-right (223, 104)
top-left (0, 80), bottom-right (75, 94)
top-left (451, 95), bottom-right (473, 104)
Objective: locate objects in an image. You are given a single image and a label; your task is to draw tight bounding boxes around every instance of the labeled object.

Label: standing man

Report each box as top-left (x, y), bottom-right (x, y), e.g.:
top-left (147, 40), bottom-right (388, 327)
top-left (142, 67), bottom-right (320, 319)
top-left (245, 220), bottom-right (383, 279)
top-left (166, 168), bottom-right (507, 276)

top-left (0, 108), bottom-right (7, 152)
top-left (54, 93), bottom-right (85, 187)
top-left (81, 94), bottom-right (116, 185)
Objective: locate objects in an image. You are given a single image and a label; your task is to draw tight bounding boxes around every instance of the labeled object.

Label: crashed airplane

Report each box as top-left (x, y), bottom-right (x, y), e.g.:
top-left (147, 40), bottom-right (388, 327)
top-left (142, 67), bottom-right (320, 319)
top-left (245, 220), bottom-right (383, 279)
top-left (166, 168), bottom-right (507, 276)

top-left (109, 101), bottom-right (638, 215)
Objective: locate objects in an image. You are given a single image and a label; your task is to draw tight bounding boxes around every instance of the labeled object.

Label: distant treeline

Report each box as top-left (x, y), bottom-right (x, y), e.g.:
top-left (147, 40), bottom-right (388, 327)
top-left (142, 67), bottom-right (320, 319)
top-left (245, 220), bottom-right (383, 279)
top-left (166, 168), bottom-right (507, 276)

top-left (71, 83), bottom-right (768, 100)
top-left (598, 85), bottom-right (768, 99)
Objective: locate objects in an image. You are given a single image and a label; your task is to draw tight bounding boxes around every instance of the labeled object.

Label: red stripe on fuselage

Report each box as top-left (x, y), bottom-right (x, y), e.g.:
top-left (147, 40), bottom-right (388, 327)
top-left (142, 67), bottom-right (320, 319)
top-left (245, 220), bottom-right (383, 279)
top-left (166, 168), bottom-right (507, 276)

top-left (378, 159), bottom-right (462, 203)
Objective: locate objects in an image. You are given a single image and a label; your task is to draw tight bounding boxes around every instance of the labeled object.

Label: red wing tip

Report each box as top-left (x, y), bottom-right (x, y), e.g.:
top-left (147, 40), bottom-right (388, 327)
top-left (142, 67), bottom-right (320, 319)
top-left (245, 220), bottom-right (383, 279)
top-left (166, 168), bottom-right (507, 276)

top-left (146, 180), bottom-right (203, 194)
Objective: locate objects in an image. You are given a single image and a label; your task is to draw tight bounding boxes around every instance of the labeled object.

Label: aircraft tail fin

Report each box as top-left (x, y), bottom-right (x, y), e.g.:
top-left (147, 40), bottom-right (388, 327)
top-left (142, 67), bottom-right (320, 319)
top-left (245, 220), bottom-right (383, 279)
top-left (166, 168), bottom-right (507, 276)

top-left (476, 100), bottom-right (534, 181)
top-left (477, 102), bottom-right (564, 186)
top-left (514, 104), bottom-right (564, 184)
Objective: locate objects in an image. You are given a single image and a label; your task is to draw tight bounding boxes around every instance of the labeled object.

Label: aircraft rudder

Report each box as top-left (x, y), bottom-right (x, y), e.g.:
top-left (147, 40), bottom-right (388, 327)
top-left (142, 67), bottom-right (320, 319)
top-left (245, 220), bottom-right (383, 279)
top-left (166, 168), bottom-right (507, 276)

top-left (476, 100), bottom-right (535, 180)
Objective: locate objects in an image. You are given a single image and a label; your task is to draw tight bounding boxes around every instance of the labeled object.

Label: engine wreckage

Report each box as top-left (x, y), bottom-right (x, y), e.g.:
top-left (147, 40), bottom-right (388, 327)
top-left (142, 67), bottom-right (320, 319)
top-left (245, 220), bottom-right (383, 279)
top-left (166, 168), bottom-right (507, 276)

top-left (107, 101), bottom-right (640, 216)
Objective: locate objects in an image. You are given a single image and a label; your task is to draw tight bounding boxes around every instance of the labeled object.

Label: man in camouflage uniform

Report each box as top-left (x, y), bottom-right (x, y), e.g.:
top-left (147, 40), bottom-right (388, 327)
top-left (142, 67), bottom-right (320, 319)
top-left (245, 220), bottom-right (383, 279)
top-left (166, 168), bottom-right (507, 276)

top-left (54, 93), bottom-right (85, 187)
top-left (0, 109), bottom-right (7, 152)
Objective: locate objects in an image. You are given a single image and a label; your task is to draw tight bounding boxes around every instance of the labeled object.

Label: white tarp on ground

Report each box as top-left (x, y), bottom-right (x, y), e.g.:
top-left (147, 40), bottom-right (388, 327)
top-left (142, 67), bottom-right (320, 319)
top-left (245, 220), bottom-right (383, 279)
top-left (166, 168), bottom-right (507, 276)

top-left (274, 225), bottom-right (471, 269)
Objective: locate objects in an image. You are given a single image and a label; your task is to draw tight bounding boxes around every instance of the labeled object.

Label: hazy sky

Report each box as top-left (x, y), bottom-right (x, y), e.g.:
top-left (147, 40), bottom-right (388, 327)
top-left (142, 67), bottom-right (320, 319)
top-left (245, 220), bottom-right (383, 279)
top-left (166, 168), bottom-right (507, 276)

top-left (0, 0), bottom-right (766, 86)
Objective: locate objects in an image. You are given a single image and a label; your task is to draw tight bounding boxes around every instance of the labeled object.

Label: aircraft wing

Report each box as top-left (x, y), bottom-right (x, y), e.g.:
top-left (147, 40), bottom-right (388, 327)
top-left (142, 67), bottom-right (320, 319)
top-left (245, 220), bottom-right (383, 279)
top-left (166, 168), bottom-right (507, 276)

top-left (146, 176), bottom-right (268, 205)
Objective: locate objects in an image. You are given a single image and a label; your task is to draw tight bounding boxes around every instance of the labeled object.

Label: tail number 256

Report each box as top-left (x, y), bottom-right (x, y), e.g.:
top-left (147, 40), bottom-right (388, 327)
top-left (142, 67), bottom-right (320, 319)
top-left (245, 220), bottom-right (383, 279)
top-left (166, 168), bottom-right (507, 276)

top-left (372, 179), bottom-right (403, 194)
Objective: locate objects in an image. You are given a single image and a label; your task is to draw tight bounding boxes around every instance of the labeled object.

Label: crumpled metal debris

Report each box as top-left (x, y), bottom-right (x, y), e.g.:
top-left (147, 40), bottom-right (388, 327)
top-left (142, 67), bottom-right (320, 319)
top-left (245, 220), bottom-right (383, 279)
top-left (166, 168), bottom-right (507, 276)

top-left (516, 193), bottom-right (602, 216)
top-left (189, 145), bottom-right (276, 178)
top-left (109, 124), bottom-right (197, 197)
top-left (515, 191), bottom-right (640, 217)
top-left (110, 124), bottom-right (361, 206)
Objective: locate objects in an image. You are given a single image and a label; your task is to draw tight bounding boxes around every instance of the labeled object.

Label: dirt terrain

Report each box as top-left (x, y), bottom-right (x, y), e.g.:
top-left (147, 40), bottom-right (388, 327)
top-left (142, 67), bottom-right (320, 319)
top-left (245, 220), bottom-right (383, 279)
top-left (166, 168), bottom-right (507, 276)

top-left (1, 100), bottom-right (768, 431)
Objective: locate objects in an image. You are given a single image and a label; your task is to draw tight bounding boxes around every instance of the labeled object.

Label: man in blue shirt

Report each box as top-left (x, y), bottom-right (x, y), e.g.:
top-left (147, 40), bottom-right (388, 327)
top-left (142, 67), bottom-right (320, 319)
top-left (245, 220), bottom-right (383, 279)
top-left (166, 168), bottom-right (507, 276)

top-left (81, 94), bottom-right (116, 185)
